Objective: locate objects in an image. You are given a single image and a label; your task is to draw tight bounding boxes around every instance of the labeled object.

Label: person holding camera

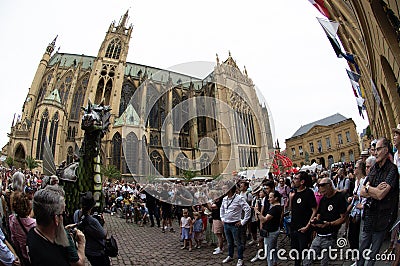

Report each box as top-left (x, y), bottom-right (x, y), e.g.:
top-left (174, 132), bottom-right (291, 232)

top-left (27, 186), bottom-right (86, 266)
top-left (303, 178), bottom-right (347, 266)
top-left (358, 137), bottom-right (399, 266)
top-left (74, 192), bottom-right (109, 266)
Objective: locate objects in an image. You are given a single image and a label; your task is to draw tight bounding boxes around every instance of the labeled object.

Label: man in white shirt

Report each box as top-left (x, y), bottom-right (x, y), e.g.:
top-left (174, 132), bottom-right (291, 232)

top-left (220, 185), bottom-right (251, 266)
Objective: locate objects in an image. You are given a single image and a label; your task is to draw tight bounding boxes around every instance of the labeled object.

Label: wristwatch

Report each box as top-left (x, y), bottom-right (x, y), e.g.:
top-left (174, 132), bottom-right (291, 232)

top-left (365, 184), bottom-right (370, 193)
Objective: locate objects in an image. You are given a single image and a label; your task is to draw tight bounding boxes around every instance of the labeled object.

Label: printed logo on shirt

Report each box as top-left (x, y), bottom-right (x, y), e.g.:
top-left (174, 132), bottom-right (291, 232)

top-left (328, 205), bottom-right (333, 211)
top-left (297, 198), bottom-right (302, 204)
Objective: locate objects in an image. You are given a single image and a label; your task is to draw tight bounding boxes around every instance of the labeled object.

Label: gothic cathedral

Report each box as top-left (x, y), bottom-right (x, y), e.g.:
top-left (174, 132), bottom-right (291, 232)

top-left (7, 11), bottom-right (274, 178)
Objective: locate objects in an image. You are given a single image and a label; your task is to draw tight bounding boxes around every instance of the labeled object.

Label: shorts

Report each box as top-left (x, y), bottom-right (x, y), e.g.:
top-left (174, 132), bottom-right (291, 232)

top-left (212, 220), bottom-right (224, 234)
top-left (181, 227), bottom-right (192, 240)
top-left (194, 231), bottom-right (203, 241)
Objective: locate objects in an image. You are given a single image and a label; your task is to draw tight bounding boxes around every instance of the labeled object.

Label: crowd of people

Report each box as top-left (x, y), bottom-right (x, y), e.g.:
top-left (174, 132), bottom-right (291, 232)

top-left (0, 125), bottom-right (398, 266)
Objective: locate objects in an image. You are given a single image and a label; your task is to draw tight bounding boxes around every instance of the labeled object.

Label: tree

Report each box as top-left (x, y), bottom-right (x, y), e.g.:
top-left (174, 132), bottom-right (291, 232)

top-left (5, 156), bottom-right (14, 168)
top-left (25, 156), bottom-right (40, 170)
top-left (101, 164), bottom-right (121, 182)
top-left (182, 169), bottom-right (198, 182)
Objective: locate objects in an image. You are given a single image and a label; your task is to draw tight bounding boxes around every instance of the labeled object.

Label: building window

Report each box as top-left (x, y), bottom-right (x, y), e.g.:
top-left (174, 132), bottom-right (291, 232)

top-left (340, 152), bottom-right (346, 162)
top-left (175, 153), bottom-right (189, 176)
top-left (58, 74), bottom-right (73, 104)
top-left (36, 109), bottom-right (49, 160)
top-left (309, 142), bottom-right (314, 153)
top-left (338, 134), bottom-right (343, 145)
top-left (48, 112), bottom-right (59, 157)
top-left (291, 148), bottom-right (296, 156)
top-left (112, 133), bottom-right (122, 171)
top-left (37, 72), bottom-right (53, 104)
top-left (299, 146), bottom-right (303, 156)
top-left (200, 153), bottom-right (211, 176)
top-left (105, 38), bottom-right (122, 59)
top-left (345, 131), bottom-right (351, 142)
top-left (70, 75), bottom-right (88, 120)
top-left (67, 146), bottom-right (74, 165)
top-left (326, 137), bottom-right (331, 149)
top-left (119, 81), bottom-right (137, 117)
top-left (349, 150), bottom-right (354, 162)
top-left (125, 132), bottom-right (138, 175)
top-left (317, 140), bottom-right (322, 153)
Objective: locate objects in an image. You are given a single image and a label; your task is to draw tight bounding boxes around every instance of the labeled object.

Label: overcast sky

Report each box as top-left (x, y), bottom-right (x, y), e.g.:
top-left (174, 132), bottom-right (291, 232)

top-left (0, 0), bottom-right (369, 152)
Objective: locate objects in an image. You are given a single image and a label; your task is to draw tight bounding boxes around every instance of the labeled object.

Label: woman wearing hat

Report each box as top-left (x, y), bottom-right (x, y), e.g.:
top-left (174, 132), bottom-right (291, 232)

top-left (74, 192), bottom-right (110, 266)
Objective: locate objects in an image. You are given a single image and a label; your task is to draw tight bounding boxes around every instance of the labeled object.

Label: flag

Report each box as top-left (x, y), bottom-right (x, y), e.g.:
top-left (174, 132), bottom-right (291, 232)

top-left (317, 18), bottom-right (343, 58)
top-left (342, 53), bottom-right (360, 74)
top-left (356, 97), bottom-right (365, 119)
top-left (308, 0), bottom-right (330, 18)
top-left (346, 69), bottom-right (362, 97)
top-left (371, 78), bottom-right (381, 106)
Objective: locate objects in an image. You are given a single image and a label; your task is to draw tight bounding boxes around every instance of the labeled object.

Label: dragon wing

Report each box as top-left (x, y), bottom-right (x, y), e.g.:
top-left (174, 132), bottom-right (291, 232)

top-left (42, 137), bottom-right (57, 176)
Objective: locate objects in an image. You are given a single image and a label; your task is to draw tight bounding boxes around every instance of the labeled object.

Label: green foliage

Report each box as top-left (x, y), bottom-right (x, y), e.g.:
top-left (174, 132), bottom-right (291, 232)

top-left (101, 164), bottom-right (122, 181)
top-left (24, 156), bottom-right (40, 170)
top-left (181, 169), bottom-right (198, 182)
top-left (365, 125), bottom-right (371, 138)
top-left (5, 156), bottom-right (14, 168)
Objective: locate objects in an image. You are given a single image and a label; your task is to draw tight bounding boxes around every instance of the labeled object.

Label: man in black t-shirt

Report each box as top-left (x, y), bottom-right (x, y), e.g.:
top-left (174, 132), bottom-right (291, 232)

top-left (290, 171), bottom-right (317, 266)
top-left (303, 178), bottom-right (347, 266)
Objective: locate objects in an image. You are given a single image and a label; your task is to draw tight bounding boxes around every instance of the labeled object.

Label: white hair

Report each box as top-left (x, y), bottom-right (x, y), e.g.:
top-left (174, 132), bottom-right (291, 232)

top-left (12, 172), bottom-right (25, 192)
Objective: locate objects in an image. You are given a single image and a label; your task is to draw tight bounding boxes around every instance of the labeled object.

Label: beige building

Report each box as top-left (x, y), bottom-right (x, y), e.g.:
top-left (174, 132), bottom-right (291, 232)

top-left (323, 1), bottom-right (400, 140)
top-left (6, 11), bottom-right (274, 177)
top-left (285, 114), bottom-right (360, 168)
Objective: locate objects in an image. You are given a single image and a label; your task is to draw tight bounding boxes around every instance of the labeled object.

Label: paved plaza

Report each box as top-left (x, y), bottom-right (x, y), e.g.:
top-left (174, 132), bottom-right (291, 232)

top-left (101, 213), bottom-right (395, 266)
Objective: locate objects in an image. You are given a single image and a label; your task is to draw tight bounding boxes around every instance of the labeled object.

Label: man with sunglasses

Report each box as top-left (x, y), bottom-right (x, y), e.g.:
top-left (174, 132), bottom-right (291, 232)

top-left (358, 137), bottom-right (399, 266)
top-left (303, 178), bottom-right (347, 266)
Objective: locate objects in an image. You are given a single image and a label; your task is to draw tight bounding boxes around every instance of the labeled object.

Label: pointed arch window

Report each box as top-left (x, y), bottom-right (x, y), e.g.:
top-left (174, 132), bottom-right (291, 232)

top-left (37, 72), bottom-right (53, 104)
top-left (36, 109), bottom-right (49, 159)
top-left (125, 132), bottom-right (138, 175)
top-left (150, 150), bottom-right (163, 176)
top-left (105, 38), bottom-right (122, 59)
top-left (58, 74), bottom-right (73, 104)
top-left (172, 90), bottom-right (181, 132)
top-left (49, 112), bottom-right (59, 156)
top-left (67, 146), bottom-right (74, 165)
top-left (112, 133), bottom-right (122, 171)
top-left (119, 82), bottom-right (136, 116)
top-left (175, 153), bottom-right (189, 176)
top-left (70, 75), bottom-right (88, 120)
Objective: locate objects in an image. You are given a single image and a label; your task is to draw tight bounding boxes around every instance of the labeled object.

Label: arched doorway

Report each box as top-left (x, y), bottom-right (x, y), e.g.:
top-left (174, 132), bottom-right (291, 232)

top-left (14, 144), bottom-right (26, 169)
top-left (319, 157), bottom-right (326, 169)
top-left (328, 155), bottom-right (334, 168)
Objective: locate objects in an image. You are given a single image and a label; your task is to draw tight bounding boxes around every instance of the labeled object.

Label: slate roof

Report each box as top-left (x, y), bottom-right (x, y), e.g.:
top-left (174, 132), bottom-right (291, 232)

top-left (290, 113), bottom-right (348, 138)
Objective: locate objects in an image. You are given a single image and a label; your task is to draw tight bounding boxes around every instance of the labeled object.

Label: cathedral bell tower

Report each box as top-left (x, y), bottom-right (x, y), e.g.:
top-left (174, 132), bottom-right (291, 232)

top-left (86, 10), bottom-right (132, 113)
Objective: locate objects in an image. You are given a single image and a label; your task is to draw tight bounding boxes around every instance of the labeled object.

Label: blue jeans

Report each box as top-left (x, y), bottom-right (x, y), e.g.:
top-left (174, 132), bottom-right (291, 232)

top-left (264, 230), bottom-right (280, 266)
top-left (224, 222), bottom-right (244, 259)
top-left (357, 230), bottom-right (386, 266)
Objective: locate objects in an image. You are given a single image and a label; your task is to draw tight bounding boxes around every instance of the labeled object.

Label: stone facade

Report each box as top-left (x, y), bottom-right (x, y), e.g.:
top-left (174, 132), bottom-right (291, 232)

top-left (6, 11), bottom-right (274, 177)
top-left (324, 0), bottom-right (400, 140)
top-left (285, 114), bottom-right (360, 168)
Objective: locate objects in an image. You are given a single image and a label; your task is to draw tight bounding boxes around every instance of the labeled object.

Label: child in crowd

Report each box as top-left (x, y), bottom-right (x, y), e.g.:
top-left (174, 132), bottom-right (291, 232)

top-left (123, 192), bottom-right (133, 223)
top-left (180, 209), bottom-right (193, 251)
top-left (193, 212), bottom-right (204, 249)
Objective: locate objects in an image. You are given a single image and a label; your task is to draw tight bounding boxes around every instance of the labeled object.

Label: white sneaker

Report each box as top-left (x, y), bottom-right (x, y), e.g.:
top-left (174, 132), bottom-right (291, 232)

top-left (222, 256), bottom-right (233, 263)
top-left (236, 259), bottom-right (244, 266)
top-left (213, 247), bottom-right (223, 255)
top-left (250, 255), bottom-right (259, 262)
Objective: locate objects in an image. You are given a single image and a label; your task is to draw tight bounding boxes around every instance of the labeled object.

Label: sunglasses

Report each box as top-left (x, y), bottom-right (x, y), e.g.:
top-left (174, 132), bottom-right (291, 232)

top-left (317, 182), bottom-right (330, 187)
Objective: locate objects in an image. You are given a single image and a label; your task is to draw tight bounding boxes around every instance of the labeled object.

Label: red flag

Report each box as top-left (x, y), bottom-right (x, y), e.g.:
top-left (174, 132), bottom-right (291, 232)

top-left (308, 0), bottom-right (330, 18)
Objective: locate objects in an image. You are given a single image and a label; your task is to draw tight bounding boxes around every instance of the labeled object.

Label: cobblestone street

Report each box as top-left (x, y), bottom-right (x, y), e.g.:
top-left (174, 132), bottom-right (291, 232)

top-left (101, 214), bottom-right (394, 266)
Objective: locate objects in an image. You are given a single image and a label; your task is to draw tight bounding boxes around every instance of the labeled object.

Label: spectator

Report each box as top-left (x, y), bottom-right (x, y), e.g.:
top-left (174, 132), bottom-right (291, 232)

top-left (75, 192), bottom-right (109, 266)
top-left (209, 196), bottom-right (224, 255)
top-left (0, 227), bottom-right (20, 266)
top-left (256, 190), bottom-right (283, 266)
top-left (303, 178), bottom-right (347, 266)
top-left (290, 171), bottom-right (317, 266)
top-left (27, 186), bottom-right (85, 266)
top-left (9, 191), bottom-right (36, 266)
top-left (358, 137), bottom-right (399, 266)
top-left (220, 185), bottom-right (251, 266)
top-left (180, 209), bottom-right (193, 251)
top-left (391, 124), bottom-right (400, 266)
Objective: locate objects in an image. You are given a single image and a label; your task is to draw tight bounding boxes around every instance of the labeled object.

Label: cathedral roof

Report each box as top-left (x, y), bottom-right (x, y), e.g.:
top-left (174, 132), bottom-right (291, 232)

top-left (114, 103), bottom-right (140, 126)
top-left (223, 51), bottom-right (239, 69)
top-left (290, 113), bottom-right (348, 138)
top-left (44, 89), bottom-right (61, 103)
